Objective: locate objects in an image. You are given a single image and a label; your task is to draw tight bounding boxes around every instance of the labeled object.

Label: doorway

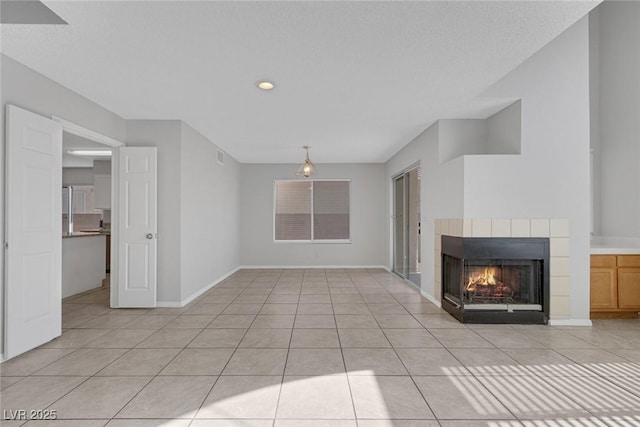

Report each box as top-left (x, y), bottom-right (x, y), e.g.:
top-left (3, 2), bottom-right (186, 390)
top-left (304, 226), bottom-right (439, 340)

top-left (61, 132), bottom-right (113, 300)
top-left (54, 116), bottom-right (124, 308)
top-left (393, 166), bottom-right (421, 287)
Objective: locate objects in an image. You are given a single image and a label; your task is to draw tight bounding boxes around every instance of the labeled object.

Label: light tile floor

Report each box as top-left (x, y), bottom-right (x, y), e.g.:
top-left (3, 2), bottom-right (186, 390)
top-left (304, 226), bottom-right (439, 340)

top-left (1, 268), bottom-right (640, 426)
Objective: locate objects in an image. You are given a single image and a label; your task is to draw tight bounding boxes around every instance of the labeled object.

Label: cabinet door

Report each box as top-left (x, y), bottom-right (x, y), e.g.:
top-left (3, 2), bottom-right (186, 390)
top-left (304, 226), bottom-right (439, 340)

top-left (618, 268), bottom-right (640, 309)
top-left (592, 255), bottom-right (616, 268)
top-left (94, 174), bottom-right (111, 209)
top-left (72, 185), bottom-right (96, 213)
top-left (590, 267), bottom-right (618, 310)
top-left (618, 256), bottom-right (640, 267)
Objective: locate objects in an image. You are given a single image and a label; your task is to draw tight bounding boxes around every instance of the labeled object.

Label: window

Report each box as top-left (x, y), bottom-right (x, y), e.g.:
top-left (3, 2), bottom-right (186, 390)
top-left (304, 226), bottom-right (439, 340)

top-left (274, 180), bottom-right (350, 242)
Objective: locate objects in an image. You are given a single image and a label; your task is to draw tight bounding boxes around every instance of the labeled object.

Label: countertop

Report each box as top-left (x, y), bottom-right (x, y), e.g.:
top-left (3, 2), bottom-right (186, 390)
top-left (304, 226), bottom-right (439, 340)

top-left (62, 231), bottom-right (110, 239)
top-left (590, 236), bottom-right (640, 255)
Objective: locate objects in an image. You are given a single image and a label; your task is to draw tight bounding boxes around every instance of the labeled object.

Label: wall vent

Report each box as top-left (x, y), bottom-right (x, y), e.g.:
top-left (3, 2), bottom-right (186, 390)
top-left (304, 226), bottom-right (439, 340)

top-left (217, 149), bottom-right (225, 165)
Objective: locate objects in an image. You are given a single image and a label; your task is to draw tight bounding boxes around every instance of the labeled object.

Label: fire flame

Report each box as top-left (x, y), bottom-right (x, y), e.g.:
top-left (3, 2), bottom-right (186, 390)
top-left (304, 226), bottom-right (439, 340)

top-left (466, 267), bottom-right (498, 291)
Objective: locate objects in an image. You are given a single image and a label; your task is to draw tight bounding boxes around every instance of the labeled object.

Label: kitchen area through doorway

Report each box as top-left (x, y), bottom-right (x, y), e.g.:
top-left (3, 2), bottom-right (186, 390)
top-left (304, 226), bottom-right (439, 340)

top-left (61, 132), bottom-right (112, 300)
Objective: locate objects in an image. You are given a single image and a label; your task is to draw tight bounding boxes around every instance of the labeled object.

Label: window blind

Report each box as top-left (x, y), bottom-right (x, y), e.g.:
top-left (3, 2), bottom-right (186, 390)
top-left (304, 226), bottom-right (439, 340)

top-left (313, 181), bottom-right (350, 240)
top-left (274, 180), bottom-right (350, 242)
top-left (274, 181), bottom-right (312, 240)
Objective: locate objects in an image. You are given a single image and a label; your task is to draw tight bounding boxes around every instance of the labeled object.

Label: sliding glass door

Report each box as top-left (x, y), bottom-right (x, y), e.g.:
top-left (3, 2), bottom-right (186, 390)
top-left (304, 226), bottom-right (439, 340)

top-left (393, 167), bottom-right (421, 287)
top-left (393, 176), bottom-right (407, 277)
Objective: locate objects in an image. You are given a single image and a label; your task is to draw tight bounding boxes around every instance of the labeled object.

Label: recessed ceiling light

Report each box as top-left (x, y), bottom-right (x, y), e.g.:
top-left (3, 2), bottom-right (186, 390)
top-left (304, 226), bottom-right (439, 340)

top-left (68, 149), bottom-right (112, 157)
top-left (257, 80), bottom-right (275, 90)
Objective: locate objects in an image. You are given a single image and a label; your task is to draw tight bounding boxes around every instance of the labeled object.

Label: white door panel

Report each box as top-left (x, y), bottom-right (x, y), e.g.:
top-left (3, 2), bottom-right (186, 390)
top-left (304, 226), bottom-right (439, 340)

top-left (5, 105), bottom-right (62, 360)
top-left (117, 147), bottom-right (157, 307)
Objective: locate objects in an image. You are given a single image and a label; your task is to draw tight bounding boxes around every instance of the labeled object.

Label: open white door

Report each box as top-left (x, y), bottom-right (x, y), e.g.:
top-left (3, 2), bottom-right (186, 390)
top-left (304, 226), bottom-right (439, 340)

top-left (5, 105), bottom-right (62, 359)
top-left (117, 147), bottom-right (157, 307)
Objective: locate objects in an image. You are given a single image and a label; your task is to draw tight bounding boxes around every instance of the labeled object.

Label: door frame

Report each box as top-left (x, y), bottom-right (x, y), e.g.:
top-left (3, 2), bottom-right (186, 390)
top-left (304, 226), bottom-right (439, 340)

top-left (391, 162), bottom-right (421, 281)
top-left (52, 117), bottom-right (124, 307)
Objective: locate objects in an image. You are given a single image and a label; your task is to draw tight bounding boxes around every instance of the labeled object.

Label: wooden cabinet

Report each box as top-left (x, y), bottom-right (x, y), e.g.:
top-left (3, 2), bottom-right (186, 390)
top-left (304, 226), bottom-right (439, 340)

top-left (616, 255), bottom-right (640, 309)
top-left (618, 268), bottom-right (640, 309)
top-left (591, 271), bottom-right (617, 309)
top-left (591, 256), bottom-right (617, 310)
top-left (590, 255), bottom-right (640, 317)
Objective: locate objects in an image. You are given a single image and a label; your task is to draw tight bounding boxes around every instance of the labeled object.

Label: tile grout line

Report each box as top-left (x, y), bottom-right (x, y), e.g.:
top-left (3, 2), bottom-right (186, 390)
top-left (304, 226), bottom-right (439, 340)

top-left (336, 270), bottom-right (360, 422)
top-left (264, 269), bottom-right (291, 422)
top-left (369, 294), bottom-right (440, 422)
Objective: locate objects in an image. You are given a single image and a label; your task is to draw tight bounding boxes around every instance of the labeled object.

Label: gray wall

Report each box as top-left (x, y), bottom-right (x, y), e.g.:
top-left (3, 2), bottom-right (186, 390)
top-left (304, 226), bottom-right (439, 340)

top-left (487, 101), bottom-right (521, 154)
top-left (438, 119), bottom-right (488, 163)
top-left (438, 101), bottom-right (521, 164)
top-left (78, 119), bottom-right (242, 305)
top-left (93, 160), bottom-right (111, 175)
top-left (63, 168), bottom-right (94, 186)
top-left (1, 55), bottom-right (127, 357)
top-left (385, 122), bottom-right (465, 299)
top-left (126, 120), bottom-right (183, 304)
top-left (180, 122), bottom-right (240, 301)
top-left (589, 9), bottom-right (601, 237)
top-left (239, 164), bottom-right (386, 267)
top-left (596, 2), bottom-right (640, 237)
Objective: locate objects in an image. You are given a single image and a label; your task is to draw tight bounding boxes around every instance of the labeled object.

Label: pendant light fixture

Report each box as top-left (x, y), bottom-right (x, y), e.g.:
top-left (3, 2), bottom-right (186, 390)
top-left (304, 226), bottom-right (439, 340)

top-left (296, 145), bottom-right (317, 178)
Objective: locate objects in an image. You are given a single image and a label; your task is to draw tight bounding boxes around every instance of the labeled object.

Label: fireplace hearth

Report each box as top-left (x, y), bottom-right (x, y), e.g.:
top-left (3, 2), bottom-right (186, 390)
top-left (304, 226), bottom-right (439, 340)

top-left (441, 236), bottom-right (549, 324)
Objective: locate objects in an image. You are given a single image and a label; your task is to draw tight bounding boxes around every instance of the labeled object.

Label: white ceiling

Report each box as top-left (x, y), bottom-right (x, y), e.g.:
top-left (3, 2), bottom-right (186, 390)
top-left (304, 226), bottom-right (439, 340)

top-left (2, 1), bottom-right (599, 163)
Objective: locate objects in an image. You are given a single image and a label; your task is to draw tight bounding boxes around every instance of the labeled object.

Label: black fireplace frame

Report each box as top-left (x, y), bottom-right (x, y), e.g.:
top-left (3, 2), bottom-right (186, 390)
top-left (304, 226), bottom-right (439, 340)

top-left (441, 235), bottom-right (550, 324)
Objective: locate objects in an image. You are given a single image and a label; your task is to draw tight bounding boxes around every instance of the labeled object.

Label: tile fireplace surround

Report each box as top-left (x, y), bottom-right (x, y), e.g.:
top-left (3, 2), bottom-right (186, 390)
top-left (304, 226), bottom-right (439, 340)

top-left (435, 218), bottom-right (571, 321)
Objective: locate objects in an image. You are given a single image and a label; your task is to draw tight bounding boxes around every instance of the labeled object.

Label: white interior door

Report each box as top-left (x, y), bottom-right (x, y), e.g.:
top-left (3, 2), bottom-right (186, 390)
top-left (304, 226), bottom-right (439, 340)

top-left (5, 105), bottom-right (62, 359)
top-left (117, 147), bottom-right (157, 307)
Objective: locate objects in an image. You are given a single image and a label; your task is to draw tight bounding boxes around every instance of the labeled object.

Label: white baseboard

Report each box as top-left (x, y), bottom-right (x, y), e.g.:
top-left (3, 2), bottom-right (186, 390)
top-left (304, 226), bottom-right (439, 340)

top-left (157, 266), bottom-right (241, 307)
top-left (421, 289), bottom-right (442, 308)
top-left (549, 318), bottom-right (593, 326)
top-left (156, 301), bottom-right (182, 308)
top-left (393, 274), bottom-right (442, 308)
top-left (180, 266), bottom-right (240, 306)
top-left (238, 265), bottom-right (390, 270)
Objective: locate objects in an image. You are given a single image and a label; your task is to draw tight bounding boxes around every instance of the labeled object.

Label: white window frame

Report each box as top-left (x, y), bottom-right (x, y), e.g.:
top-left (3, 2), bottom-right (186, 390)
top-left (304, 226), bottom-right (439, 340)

top-left (273, 179), bottom-right (351, 244)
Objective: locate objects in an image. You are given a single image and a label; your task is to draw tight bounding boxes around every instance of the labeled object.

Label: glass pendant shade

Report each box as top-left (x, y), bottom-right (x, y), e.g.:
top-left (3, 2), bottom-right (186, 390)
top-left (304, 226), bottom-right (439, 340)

top-left (296, 146), bottom-right (317, 178)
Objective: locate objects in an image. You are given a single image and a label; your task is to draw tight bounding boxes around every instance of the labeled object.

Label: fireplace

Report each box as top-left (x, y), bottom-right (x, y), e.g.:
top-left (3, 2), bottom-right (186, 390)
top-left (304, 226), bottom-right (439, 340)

top-left (441, 236), bottom-right (549, 324)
